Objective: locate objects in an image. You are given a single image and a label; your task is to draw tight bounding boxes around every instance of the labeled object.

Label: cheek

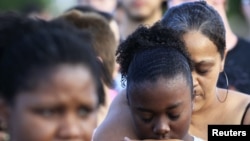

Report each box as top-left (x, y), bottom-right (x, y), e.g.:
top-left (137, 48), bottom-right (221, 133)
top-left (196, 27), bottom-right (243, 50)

top-left (10, 112), bottom-right (56, 141)
top-left (131, 113), bottom-right (152, 139)
top-left (81, 111), bottom-right (98, 140)
top-left (171, 112), bottom-right (191, 138)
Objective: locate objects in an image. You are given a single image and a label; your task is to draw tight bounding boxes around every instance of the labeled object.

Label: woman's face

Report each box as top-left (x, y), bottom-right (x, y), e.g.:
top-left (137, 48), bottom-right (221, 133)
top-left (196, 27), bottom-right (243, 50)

top-left (183, 31), bottom-right (225, 111)
top-left (7, 65), bottom-right (99, 141)
top-left (129, 75), bottom-right (193, 140)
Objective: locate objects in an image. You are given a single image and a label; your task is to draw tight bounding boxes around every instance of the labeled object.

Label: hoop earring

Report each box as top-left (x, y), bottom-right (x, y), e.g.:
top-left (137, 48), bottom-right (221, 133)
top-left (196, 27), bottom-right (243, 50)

top-left (216, 71), bottom-right (229, 103)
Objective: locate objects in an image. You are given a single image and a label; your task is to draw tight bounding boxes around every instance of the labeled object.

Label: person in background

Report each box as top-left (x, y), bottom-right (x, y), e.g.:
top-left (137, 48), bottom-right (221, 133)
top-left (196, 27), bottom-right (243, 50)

top-left (0, 12), bottom-right (104, 141)
top-left (119, 0), bottom-right (165, 41)
top-left (20, 2), bottom-right (52, 20)
top-left (168, 0), bottom-right (250, 94)
top-left (241, 0), bottom-right (250, 40)
top-left (53, 9), bottom-right (118, 125)
top-left (76, 0), bottom-right (117, 14)
top-left (66, 5), bottom-right (124, 95)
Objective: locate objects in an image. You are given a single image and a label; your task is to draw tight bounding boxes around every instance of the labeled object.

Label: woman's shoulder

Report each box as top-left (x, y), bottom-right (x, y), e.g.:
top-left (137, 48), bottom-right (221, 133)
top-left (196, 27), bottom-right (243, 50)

top-left (227, 89), bottom-right (250, 105)
top-left (93, 89), bottom-right (137, 141)
top-left (225, 89), bottom-right (250, 124)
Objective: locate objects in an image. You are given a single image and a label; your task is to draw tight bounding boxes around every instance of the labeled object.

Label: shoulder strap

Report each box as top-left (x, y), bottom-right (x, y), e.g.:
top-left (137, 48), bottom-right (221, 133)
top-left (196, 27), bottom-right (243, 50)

top-left (241, 103), bottom-right (250, 124)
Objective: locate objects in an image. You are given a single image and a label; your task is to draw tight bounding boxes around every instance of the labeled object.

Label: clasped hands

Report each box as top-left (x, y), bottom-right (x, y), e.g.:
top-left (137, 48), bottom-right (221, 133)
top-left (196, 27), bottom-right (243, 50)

top-left (124, 137), bottom-right (183, 141)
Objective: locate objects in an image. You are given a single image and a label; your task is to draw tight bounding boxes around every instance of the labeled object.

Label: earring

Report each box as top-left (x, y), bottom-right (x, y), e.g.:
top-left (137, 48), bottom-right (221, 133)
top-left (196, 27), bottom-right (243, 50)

top-left (216, 71), bottom-right (229, 103)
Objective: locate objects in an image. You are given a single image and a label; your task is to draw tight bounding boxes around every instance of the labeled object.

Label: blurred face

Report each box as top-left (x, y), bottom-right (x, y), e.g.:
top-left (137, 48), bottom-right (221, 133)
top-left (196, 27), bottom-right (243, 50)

top-left (78, 0), bottom-right (117, 13)
top-left (122, 0), bottom-right (163, 21)
top-left (167, 0), bottom-right (197, 8)
top-left (8, 65), bottom-right (99, 141)
top-left (242, 0), bottom-right (250, 24)
top-left (183, 31), bottom-right (224, 112)
top-left (129, 76), bottom-right (192, 140)
top-left (167, 0), bottom-right (216, 8)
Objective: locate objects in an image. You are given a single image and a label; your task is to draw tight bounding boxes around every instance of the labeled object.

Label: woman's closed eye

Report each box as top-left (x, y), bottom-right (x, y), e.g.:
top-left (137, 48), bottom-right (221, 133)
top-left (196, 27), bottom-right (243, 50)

top-left (197, 68), bottom-right (210, 75)
top-left (168, 113), bottom-right (180, 121)
top-left (139, 113), bottom-right (153, 123)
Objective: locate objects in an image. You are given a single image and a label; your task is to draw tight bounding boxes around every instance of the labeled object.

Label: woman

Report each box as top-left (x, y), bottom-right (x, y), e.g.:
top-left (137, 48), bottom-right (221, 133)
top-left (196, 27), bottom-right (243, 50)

top-left (0, 12), bottom-right (104, 141)
top-left (53, 9), bottom-right (118, 125)
top-left (93, 1), bottom-right (250, 141)
top-left (161, 1), bottom-right (250, 139)
top-left (94, 19), bottom-right (203, 141)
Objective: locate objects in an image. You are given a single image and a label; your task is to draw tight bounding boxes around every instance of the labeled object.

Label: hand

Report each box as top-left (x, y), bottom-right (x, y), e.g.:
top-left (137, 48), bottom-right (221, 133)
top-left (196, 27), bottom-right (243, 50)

top-left (124, 137), bottom-right (183, 141)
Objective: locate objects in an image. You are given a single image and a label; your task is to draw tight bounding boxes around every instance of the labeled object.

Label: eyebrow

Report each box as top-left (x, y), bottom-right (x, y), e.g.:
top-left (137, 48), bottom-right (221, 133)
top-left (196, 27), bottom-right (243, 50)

top-left (192, 60), bottom-right (215, 66)
top-left (134, 102), bottom-right (183, 112)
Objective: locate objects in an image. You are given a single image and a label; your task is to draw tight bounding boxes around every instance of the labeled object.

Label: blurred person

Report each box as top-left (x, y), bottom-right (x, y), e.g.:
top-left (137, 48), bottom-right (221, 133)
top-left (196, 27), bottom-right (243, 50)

top-left (20, 2), bottom-right (52, 20)
top-left (93, 1), bottom-right (250, 141)
top-left (66, 5), bottom-right (120, 43)
top-left (76, 0), bottom-right (117, 14)
top-left (0, 12), bottom-right (104, 141)
top-left (168, 0), bottom-right (250, 94)
top-left (53, 9), bottom-right (118, 125)
top-left (113, 0), bottom-right (125, 29)
top-left (242, 0), bottom-right (250, 25)
top-left (241, 0), bottom-right (250, 40)
top-left (66, 4), bottom-right (124, 99)
top-left (119, 0), bottom-right (165, 41)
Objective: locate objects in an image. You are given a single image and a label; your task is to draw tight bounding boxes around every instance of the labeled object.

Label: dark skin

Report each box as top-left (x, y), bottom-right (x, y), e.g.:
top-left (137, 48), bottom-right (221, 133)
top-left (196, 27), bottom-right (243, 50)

top-left (0, 64), bottom-right (99, 141)
top-left (94, 75), bottom-right (194, 141)
top-left (129, 76), bottom-right (193, 140)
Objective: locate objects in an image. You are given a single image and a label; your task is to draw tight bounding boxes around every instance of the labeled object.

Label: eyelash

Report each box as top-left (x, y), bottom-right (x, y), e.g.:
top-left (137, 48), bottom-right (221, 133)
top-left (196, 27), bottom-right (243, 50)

top-left (197, 69), bottom-right (209, 75)
top-left (168, 114), bottom-right (180, 121)
top-left (78, 107), bottom-right (94, 117)
top-left (33, 107), bottom-right (95, 118)
top-left (141, 116), bottom-right (153, 123)
top-left (34, 108), bottom-right (59, 118)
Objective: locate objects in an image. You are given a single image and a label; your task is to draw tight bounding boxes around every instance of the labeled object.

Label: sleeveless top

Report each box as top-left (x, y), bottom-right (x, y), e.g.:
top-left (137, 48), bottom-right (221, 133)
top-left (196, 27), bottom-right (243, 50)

top-left (241, 103), bottom-right (250, 124)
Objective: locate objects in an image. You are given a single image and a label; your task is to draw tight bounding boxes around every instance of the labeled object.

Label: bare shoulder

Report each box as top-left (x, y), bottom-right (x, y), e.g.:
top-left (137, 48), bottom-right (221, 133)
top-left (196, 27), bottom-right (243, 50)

top-left (93, 89), bottom-right (137, 141)
top-left (226, 89), bottom-right (250, 124)
top-left (228, 89), bottom-right (250, 105)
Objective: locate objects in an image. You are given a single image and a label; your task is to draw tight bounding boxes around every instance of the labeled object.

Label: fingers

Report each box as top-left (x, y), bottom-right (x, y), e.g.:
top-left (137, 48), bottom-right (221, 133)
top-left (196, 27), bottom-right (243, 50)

top-left (124, 137), bottom-right (183, 141)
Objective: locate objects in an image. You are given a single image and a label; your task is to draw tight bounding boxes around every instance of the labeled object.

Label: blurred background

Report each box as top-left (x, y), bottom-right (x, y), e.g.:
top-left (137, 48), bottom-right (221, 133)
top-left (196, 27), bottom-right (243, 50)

top-left (0, 0), bottom-right (249, 41)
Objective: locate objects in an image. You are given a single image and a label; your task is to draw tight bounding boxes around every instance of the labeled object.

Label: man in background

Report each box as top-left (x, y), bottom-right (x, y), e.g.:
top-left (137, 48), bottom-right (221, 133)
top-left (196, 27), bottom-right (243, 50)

top-left (119, 0), bottom-right (166, 41)
top-left (77, 0), bottom-right (117, 14)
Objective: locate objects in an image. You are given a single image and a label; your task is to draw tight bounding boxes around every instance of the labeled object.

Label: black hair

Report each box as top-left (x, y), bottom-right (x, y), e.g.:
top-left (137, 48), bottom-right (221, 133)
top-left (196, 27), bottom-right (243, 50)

top-left (116, 22), bottom-right (193, 101)
top-left (0, 12), bottom-right (104, 105)
top-left (161, 1), bottom-right (226, 59)
top-left (66, 5), bottom-right (113, 22)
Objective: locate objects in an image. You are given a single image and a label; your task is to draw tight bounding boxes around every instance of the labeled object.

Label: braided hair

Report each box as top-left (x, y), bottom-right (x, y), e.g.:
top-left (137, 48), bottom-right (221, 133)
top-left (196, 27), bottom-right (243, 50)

top-left (0, 12), bottom-right (104, 105)
top-left (116, 22), bottom-right (193, 101)
top-left (162, 1), bottom-right (226, 59)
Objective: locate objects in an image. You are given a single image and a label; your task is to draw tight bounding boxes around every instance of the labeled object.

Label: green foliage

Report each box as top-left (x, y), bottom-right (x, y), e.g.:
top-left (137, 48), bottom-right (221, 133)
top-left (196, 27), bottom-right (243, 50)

top-left (0, 0), bottom-right (50, 12)
top-left (227, 0), bottom-right (244, 18)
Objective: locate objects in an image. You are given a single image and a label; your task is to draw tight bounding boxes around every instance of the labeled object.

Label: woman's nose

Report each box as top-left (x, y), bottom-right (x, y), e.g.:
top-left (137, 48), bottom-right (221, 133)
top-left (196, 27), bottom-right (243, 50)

top-left (192, 71), bottom-right (199, 88)
top-left (57, 115), bottom-right (82, 140)
top-left (153, 116), bottom-right (170, 138)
